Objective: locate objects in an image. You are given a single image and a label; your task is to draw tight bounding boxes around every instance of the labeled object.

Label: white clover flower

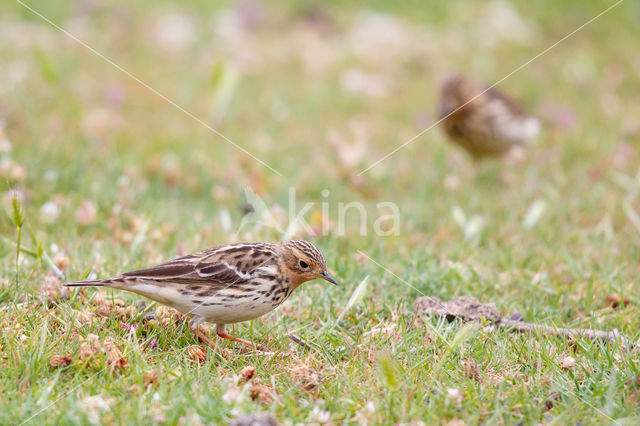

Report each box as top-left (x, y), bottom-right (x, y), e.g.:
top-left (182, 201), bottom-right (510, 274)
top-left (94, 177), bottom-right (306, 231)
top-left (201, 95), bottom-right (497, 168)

top-left (40, 201), bottom-right (60, 223)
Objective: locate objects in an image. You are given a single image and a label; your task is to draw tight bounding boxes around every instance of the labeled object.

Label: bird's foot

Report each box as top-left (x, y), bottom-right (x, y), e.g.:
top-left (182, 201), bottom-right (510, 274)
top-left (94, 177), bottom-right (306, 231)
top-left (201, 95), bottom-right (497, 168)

top-left (216, 330), bottom-right (270, 353)
top-left (190, 325), bottom-right (229, 359)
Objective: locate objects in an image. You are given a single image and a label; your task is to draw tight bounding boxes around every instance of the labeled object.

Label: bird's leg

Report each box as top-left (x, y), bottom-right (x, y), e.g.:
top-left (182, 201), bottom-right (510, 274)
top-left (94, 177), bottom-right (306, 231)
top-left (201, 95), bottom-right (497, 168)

top-left (215, 324), bottom-right (270, 352)
top-left (188, 316), bottom-right (217, 348)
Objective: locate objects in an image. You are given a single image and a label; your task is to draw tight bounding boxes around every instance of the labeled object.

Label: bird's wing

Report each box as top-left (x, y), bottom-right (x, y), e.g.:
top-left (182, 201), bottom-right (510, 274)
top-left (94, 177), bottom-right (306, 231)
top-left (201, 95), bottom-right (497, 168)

top-left (120, 243), bottom-right (277, 287)
top-left (485, 86), bottom-right (525, 115)
top-left (194, 244), bottom-right (278, 284)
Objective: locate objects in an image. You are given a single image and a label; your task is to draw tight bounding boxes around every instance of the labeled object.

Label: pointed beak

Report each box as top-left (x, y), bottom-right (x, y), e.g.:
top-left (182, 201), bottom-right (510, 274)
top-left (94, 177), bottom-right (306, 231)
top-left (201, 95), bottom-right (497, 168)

top-left (320, 271), bottom-right (338, 286)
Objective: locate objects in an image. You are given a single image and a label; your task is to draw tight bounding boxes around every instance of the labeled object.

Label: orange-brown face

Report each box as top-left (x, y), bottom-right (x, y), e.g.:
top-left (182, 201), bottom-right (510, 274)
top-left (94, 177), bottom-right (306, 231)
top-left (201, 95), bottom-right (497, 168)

top-left (280, 241), bottom-right (338, 288)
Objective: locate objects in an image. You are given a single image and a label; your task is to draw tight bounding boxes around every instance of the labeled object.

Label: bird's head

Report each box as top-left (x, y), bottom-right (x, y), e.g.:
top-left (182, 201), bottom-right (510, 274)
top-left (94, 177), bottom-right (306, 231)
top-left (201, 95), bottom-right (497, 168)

top-left (279, 240), bottom-right (338, 288)
top-left (439, 75), bottom-right (479, 119)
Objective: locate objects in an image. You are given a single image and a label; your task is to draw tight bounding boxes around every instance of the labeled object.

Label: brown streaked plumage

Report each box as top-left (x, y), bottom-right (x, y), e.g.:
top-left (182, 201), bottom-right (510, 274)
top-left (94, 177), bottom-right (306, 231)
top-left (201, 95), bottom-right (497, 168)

top-left (66, 240), bottom-right (337, 351)
top-left (439, 75), bottom-right (540, 159)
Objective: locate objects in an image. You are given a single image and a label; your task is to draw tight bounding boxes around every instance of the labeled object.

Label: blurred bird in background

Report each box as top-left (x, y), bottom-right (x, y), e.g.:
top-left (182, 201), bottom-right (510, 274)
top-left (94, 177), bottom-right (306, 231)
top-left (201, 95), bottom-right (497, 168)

top-left (438, 75), bottom-right (540, 160)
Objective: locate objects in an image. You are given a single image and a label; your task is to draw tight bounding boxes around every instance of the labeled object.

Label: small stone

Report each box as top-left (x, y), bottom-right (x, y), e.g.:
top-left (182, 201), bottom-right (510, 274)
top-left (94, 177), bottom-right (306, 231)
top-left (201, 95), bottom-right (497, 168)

top-left (414, 296), bottom-right (500, 323)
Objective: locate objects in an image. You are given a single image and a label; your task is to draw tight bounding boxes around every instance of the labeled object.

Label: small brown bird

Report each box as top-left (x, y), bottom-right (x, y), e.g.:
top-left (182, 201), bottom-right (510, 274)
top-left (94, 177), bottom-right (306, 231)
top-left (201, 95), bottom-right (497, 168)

top-left (439, 75), bottom-right (540, 159)
top-left (66, 240), bottom-right (338, 351)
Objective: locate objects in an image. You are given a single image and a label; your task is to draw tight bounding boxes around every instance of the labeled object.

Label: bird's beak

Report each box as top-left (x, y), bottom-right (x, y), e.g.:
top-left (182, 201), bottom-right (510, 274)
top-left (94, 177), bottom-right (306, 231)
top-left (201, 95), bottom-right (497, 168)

top-left (439, 102), bottom-right (452, 119)
top-left (320, 271), bottom-right (338, 286)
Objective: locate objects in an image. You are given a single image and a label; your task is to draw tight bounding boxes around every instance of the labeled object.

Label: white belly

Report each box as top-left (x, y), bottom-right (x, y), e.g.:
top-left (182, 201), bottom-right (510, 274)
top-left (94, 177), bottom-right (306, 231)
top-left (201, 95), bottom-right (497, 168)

top-left (125, 280), bottom-right (283, 324)
top-left (196, 298), bottom-right (279, 324)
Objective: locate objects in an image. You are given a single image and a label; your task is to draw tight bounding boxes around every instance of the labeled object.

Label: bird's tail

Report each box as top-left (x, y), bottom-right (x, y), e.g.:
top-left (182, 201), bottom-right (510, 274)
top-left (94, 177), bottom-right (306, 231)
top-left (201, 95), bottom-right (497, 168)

top-left (65, 279), bottom-right (108, 287)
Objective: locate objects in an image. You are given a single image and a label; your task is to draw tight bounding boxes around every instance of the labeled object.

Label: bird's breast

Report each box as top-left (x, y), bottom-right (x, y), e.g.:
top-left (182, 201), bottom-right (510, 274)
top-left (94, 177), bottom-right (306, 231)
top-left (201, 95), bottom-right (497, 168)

top-left (186, 279), bottom-right (291, 324)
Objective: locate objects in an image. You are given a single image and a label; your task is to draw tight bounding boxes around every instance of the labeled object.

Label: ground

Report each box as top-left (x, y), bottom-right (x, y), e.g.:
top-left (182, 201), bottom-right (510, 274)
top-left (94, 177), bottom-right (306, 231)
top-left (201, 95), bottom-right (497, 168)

top-left (1, 0), bottom-right (639, 424)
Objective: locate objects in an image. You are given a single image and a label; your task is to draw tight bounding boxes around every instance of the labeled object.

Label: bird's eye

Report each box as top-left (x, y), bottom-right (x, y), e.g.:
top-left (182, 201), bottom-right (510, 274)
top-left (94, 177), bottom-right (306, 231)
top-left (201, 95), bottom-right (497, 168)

top-left (298, 260), bottom-right (309, 269)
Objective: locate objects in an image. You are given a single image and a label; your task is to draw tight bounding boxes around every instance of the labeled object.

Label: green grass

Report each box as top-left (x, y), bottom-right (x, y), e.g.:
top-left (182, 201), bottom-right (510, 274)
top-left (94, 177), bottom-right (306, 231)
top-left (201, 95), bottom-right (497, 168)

top-left (1, 0), bottom-right (640, 424)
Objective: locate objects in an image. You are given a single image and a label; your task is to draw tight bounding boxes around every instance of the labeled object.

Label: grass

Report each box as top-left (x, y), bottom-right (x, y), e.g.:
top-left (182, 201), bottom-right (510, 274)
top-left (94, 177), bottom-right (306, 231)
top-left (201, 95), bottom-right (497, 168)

top-left (1, 0), bottom-right (640, 424)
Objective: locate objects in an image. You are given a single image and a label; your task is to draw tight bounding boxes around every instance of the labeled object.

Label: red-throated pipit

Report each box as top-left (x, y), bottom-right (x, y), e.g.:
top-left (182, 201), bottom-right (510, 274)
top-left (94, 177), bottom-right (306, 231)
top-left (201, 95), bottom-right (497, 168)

top-left (66, 240), bottom-right (338, 351)
top-left (439, 75), bottom-right (540, 159)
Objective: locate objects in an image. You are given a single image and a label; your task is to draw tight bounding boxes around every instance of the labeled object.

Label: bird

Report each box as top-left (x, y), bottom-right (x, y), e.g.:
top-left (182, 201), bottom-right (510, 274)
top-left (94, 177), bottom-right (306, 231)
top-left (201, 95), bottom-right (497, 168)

top-left (66, 240), bottom-right (338, 351)
top-left (438, 75), bottom-right (540, 159)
